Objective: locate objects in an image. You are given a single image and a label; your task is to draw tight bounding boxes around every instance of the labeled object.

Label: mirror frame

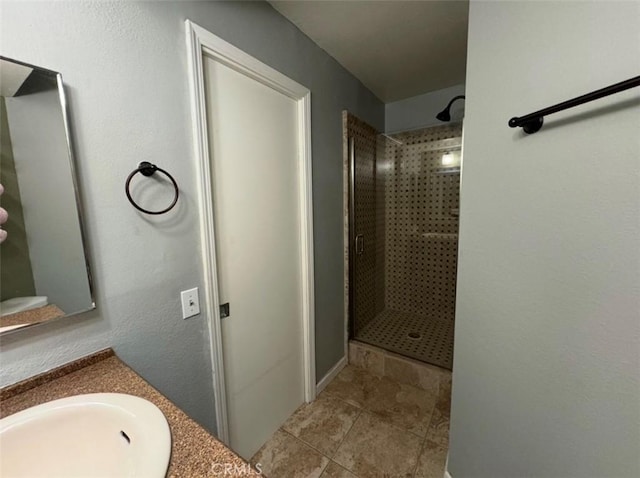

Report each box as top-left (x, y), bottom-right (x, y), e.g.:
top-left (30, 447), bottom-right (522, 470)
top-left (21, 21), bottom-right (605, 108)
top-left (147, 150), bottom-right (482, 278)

top-left (0, 56), bottom-right (95, 335)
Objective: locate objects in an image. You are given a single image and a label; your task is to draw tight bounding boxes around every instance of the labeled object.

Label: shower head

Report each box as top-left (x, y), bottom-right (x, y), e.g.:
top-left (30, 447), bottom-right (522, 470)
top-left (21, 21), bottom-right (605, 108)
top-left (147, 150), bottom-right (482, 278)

top-left (436, 95), bottom-right (466, 122)
top-left (436, 109), bottom-right (451, 122)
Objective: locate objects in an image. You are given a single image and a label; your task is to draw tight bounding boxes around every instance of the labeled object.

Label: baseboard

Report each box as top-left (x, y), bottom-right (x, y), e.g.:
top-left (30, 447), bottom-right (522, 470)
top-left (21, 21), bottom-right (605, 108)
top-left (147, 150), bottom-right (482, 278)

top-left (444, 451), bottom-right (452, 478)
top-left (316, 355), bottom-right (347, 395)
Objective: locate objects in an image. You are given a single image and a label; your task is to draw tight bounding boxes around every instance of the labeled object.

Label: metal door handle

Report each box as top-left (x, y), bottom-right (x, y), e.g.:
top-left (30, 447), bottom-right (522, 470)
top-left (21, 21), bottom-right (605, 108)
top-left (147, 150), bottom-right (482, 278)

top-left (355, 234), bottom-right (364, 255)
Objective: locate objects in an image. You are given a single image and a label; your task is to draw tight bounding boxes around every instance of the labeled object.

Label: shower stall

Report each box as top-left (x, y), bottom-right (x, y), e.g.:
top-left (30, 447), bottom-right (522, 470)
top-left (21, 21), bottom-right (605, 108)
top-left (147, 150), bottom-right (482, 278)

top-left (345, 112), bottom-right (462, 370)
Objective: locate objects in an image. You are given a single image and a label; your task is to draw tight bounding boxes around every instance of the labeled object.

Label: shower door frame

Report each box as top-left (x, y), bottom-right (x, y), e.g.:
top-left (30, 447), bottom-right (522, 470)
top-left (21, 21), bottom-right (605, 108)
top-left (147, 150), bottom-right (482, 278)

top-left (347, 136), bottom-right (356, 340)
top-left (344, 119), bottom-right (378, 356)
top-left (345, 123), bottom-right (377, 349)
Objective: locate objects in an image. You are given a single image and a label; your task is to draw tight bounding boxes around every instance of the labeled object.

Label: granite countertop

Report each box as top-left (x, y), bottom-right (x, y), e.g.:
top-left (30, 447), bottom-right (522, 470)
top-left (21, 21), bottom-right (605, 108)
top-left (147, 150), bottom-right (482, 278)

top-left (0, 305), bottom-right (65, 328)
top-left (0, 349), bottom-right (258, 477)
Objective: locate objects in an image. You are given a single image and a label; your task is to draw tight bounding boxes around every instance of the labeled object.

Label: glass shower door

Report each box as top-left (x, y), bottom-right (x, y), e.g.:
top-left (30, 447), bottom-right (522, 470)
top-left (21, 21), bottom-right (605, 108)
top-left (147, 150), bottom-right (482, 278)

top-left (347, 116), bottom-right (462, 370)
top-left (348, 132), bottom-right (381, 338)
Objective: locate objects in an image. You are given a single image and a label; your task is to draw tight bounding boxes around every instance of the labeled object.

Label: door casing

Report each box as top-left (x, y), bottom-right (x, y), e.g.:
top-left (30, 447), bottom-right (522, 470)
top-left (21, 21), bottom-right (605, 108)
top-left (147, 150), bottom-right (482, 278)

top-left (185, 20), bottom-right (316, 444)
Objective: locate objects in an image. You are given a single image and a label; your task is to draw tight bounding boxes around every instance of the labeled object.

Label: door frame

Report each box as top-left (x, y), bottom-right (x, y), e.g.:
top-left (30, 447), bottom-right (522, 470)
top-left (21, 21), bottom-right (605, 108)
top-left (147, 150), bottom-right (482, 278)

top-left (185, 20), bottom-right (316, 444)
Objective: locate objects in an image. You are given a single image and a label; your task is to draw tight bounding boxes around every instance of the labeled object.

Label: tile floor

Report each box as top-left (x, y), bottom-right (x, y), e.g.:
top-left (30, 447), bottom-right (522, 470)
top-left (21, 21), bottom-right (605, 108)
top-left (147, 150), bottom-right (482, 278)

top-left (356, 309), bottom-right (454, 370)
top-left (251, 364), bottom-right (452, 477)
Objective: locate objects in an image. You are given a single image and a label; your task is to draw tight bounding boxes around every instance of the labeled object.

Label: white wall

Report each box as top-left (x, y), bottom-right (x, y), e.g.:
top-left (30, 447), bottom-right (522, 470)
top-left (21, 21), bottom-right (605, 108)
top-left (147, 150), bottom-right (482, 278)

top-left (0, 0), bottom-right (383, 434)
top-left (6, 89), bottom-right (92, 313)
top-left (385, 83), bottom-right (465, 133)
top-left (449, 2), bottom-right (640, 477)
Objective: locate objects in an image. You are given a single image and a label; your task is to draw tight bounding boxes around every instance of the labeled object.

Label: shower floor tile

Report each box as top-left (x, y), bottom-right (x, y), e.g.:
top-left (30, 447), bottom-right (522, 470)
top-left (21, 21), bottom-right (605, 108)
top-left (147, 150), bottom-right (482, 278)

top-left (356, 309), bottom-right (454, 369)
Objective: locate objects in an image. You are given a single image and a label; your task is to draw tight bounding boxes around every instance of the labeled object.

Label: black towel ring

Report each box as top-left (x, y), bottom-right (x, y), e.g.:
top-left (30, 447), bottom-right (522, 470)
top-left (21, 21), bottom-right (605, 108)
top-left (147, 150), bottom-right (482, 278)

top-left (125, 162), bottom-right (179, 215)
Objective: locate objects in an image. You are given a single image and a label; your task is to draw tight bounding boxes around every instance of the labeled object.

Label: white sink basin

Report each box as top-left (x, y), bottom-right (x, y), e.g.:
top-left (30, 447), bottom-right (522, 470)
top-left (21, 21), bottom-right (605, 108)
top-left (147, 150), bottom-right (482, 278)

top-left (1, 296), bottom-right (48, 317)
top-left (0, 393), bottom-right (171, 477)
top-left (0, 324), bottom-right (29, 334)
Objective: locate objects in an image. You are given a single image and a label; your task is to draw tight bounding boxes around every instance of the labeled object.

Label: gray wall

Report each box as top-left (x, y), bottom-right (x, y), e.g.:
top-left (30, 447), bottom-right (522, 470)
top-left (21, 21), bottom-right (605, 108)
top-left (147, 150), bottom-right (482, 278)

top-left (0, 0), bottom-right (383, 433)
top-left (0, 97), bottom-right (36, 301)
top-left (449, 1), bottom-right (640, 477)
top-left (5, 89), bottom-right (92, 313)
top-left (385, 83), bottom-right (465, 133)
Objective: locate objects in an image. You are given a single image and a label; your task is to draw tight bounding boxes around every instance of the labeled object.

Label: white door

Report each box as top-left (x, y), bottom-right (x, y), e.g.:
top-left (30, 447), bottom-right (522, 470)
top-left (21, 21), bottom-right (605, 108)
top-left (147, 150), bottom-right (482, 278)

top-left (202, 54), bottom-right (305, 459)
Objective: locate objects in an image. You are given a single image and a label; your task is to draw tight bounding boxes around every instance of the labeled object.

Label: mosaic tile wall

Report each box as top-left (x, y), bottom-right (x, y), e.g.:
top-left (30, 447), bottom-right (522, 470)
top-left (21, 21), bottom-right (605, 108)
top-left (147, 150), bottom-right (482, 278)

top-left (384, 124), bottom-right (463, 322)
top-left (346, 114), bottom-right (385, 334)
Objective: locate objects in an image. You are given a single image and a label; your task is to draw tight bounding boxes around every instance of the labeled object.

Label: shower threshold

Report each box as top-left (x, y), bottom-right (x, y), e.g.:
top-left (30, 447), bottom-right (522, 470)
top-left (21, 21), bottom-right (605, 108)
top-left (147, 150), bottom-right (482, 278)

top-left (356, 309), bottom-right (454, 370)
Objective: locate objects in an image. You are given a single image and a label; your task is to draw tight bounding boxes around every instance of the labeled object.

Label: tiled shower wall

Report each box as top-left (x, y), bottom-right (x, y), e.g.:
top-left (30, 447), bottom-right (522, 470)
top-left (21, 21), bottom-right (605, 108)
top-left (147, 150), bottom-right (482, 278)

top-left (384, 124), bottom-right (463, 322)
top-left (346, 113), bottom-right (385, 334)
top-left (375, 136), bottom-right (387, 317)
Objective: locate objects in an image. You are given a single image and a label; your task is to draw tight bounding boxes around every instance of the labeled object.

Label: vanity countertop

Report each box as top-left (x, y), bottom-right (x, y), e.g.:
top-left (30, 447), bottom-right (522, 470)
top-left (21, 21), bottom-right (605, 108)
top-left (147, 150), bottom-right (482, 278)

top-left (0, 305), bottom-right (65, 328)
top-left (0, 349), bottom-right (258, 477)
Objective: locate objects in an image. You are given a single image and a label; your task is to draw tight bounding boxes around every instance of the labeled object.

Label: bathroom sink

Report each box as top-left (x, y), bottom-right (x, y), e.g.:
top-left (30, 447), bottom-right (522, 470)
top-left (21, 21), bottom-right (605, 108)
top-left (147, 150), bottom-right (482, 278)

top-left (0, 393), bottom-right (171, 477)
top-left (1, 296), bottom-right (48, 317)
top-left (0, 324), bottom-right (29, 334)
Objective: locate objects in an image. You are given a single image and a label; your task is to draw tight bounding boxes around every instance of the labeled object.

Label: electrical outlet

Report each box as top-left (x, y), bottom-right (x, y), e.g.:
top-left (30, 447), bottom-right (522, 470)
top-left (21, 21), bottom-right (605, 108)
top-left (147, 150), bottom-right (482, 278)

top-left (181, 287), bottom-right (200, 319)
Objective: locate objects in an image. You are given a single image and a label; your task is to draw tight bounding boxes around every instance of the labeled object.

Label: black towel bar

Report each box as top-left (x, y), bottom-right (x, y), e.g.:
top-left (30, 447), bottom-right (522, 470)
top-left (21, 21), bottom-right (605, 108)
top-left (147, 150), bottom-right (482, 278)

top-left (509, 75), bottom-right (640, 134)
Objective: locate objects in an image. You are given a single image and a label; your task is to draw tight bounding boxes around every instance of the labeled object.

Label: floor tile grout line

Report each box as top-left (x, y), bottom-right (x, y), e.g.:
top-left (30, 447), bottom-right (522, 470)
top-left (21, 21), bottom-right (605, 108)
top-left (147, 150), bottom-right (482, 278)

top-left (258, 362), bottom-right (450, 478)
top-left (356, 409), bottom-right (427, 441)
top-left (320, 388), bottom-right (365, 412)
top-left (353, 409), bottom-right (428, 478)
top-left (411, 442), bottom-right (425, 478)
top-left (363, 407), bottom-right (428, 440)
top-left (326, 365), bottom-right (438, 440)
top-left (280, 403), bottom-right (362, 463)
top-left (331, 406), bottom-right (364, 471)
top-left (356, 369), bottom-right (436, 439)
top-left (321, 364), bottom-right (451, 476)
top-left (280, 427), bottom-right (327, 457)
top-left (320, 388), bottom-right (367, 411)
top-left (411, 407), bottom-right (436, 477)
top-left (279, 429), bottom-right (332, 475)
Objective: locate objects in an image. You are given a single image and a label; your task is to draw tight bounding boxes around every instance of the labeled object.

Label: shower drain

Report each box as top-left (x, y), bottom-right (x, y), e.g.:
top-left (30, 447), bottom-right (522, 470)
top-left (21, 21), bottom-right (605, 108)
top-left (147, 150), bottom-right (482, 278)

top-left (357, 310), bottom-right (454, 369)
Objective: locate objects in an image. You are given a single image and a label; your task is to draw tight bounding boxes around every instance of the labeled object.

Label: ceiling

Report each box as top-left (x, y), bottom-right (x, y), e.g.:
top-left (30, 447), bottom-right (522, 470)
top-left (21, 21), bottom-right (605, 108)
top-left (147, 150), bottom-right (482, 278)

top-left (269, 0), bottom-right (469, 103)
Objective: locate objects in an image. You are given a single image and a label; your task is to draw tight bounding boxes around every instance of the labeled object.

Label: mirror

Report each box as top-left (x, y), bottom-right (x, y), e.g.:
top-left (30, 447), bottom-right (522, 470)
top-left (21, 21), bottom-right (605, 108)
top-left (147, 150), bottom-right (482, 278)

top-left (0, 56), bottom-right (94, 335)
